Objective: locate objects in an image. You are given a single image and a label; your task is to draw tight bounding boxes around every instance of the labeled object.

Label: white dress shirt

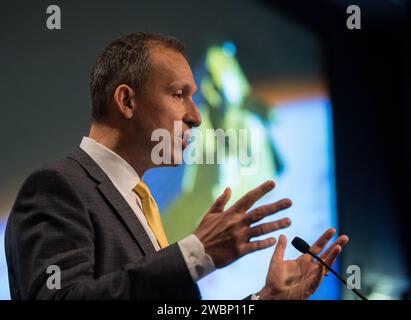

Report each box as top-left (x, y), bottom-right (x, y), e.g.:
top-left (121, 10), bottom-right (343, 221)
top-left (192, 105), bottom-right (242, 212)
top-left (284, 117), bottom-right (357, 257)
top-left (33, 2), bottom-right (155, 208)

top-left (80, 136), bottom-right (215, 281)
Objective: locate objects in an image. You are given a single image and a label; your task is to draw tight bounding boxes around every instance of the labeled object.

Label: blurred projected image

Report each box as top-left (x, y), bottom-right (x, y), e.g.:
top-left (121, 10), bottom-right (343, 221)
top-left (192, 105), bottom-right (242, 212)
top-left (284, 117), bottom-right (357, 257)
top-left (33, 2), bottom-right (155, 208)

top-left (163, 42), bottom-right (284, 241)
top-left (146, 42), bottom-right (339, 299)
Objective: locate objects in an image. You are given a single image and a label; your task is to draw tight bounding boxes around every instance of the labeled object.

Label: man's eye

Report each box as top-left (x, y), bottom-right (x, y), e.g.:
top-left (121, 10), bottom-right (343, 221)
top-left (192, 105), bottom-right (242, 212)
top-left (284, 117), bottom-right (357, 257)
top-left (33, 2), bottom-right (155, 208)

top-left (174, 91), bottom-right (184, 99)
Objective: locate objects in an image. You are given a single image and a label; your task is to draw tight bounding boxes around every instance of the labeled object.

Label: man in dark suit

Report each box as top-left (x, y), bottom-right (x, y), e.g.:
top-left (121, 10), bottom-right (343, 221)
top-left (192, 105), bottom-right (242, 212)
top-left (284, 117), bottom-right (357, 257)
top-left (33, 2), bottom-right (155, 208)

top-left (5, 32), bottom-right (349, 300)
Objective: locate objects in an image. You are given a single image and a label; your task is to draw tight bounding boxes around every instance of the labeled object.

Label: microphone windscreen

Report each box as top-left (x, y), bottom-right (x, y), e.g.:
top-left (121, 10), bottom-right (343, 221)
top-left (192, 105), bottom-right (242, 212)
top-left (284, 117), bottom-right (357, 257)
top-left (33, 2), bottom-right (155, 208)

top-left (291, 237), bottom-right (311, 254)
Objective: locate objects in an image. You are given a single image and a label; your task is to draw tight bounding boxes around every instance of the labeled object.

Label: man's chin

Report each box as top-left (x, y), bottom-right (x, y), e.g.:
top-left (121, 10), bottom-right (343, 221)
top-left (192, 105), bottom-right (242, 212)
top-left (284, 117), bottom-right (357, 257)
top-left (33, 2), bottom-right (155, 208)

top-left (170, 153), bottom-right (184, 166)
top-left (151, 153), bottom-right (184, 167)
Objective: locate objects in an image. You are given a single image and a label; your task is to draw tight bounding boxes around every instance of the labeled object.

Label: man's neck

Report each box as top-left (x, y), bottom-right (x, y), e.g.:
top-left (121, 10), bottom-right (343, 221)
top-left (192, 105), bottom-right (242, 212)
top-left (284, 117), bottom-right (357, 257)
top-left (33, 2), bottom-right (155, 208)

top-left (88, 122), bottom-right (151, 177)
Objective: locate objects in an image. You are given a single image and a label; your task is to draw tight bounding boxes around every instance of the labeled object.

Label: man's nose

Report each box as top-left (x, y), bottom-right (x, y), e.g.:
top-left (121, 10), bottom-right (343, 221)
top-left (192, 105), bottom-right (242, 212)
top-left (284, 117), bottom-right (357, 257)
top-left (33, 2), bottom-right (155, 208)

top-left (185, 101), bottom-right (202, 128)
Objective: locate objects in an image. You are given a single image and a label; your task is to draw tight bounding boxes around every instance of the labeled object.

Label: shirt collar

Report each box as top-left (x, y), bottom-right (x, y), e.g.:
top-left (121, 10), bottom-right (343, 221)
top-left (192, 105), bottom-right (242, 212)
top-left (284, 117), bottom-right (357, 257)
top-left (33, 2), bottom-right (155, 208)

top-left (79, 136), bottom-right (140, 194)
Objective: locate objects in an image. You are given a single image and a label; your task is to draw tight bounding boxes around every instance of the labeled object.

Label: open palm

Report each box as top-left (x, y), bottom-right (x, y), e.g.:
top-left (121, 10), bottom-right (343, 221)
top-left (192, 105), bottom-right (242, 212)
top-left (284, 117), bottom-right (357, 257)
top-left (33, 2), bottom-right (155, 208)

top-left (260, 229), bottom-right (349, 300)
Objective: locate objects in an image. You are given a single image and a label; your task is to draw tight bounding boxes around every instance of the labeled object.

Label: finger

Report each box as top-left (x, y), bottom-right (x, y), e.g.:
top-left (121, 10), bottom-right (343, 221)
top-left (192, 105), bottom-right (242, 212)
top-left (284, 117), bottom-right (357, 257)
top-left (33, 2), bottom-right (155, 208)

top-left (227, 180), bottom-right (275, 214)
top-left (240, 237), bottom-right (276, 256)
top-left (248, 218), bottom-right (291, 238)
top-left (244, 199), bottom-right (292, 224)
top-left (207, 187), bottom-right (231, 213)
top-left (310, 228), bottom-right (337, 255)
top-left (324, 245), bottom-right (342, 268)
top-left (273, 234), bottom-right (287, 262)
top-left (320, 235), bottom-right (349, 260)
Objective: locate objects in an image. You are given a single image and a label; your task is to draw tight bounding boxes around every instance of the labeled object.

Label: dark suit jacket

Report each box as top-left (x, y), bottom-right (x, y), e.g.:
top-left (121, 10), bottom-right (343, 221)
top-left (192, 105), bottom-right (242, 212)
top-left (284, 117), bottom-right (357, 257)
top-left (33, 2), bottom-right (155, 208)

top-left (5, 147), bottom-right (201, 300)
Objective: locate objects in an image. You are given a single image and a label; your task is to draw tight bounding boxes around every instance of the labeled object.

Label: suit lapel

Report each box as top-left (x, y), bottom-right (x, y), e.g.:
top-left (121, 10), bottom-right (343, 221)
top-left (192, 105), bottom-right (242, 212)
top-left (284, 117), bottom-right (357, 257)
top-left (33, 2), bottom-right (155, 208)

top-left (68, 147), bottom-right (156, 255)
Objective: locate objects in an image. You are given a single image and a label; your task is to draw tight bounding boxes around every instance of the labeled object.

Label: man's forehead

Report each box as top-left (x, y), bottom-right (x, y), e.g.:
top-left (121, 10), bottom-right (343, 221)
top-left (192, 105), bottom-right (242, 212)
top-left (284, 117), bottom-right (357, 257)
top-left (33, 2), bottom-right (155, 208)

top-left (148, 46), bottom-right (194, 83)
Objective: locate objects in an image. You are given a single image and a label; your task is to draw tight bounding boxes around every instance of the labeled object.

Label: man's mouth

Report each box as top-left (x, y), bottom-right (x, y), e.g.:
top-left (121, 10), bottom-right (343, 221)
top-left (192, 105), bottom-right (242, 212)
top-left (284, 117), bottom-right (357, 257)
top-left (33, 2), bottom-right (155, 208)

top-left (181, 131), bottom-right (192, 149)
top-left (181, 139), bottom-right (188, 149)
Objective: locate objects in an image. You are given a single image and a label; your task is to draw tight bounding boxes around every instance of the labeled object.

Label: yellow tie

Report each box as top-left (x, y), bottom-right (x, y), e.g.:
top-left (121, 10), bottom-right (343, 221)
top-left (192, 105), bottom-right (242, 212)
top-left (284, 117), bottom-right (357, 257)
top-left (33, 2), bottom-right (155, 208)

top-left (133, 180), bottom-right (169, 248)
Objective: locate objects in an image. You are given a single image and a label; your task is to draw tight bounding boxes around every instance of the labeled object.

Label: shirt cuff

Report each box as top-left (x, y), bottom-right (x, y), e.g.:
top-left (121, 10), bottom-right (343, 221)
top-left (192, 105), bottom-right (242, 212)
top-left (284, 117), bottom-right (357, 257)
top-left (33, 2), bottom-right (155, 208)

top-left (178, 234), bottom-right (216, 282)
top-left (251, 293), bottom-right (261, 300)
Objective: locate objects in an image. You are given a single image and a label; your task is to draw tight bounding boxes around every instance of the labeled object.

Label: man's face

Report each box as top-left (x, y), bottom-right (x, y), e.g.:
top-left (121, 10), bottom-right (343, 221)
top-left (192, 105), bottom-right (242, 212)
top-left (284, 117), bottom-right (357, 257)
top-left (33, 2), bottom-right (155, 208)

top-left (132, 45), bottom-right (201, 166)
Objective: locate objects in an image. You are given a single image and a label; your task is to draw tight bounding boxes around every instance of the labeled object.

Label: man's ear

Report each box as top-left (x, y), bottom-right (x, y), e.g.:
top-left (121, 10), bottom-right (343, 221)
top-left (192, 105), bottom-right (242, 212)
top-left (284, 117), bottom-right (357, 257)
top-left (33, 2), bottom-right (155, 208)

top-left (113, 84), bottom-right (136, 120)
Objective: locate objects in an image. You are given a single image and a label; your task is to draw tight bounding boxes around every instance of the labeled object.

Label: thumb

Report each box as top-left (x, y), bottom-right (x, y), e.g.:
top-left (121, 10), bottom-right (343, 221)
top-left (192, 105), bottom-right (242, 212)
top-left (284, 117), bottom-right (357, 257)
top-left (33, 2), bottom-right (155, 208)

top-left (207, 187), bottom-right (231, 213)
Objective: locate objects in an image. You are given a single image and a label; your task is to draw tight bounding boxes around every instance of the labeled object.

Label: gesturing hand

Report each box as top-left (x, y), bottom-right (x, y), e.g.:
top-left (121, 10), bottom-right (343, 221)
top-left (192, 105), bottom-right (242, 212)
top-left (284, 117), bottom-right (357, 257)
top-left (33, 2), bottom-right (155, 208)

top-left (194, 180), bottom-right (292, 268)
top-left (258, 228), bottom-right (350, 300)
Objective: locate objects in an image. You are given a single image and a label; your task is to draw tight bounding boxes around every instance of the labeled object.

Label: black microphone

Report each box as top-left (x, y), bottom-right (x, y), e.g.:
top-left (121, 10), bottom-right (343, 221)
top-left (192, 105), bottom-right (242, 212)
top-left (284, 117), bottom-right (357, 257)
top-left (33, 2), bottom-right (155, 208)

top-left (291, 236), bottom-right (367, 300)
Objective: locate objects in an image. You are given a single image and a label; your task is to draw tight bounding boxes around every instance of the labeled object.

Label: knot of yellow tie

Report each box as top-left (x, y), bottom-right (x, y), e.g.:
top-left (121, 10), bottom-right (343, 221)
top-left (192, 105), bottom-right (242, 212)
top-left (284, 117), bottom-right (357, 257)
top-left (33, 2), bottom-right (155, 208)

top-left (134, 180), bottom-right (151, 199)
top-left (133, 180), bottom-right (169, 248)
